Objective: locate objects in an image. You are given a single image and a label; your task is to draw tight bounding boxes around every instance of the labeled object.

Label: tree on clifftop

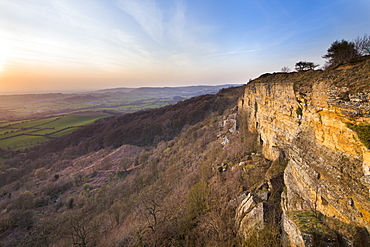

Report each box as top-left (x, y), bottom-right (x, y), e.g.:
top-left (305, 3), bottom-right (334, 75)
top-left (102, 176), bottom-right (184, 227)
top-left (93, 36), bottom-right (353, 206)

top-left (281, 66), bottom-right (291, 73)
top-left (295, 61), bottom-right (319, 71)
top-left (354, 34), bottom-right (370, 56)
top-left (323, 39), bottom-right (359, 66)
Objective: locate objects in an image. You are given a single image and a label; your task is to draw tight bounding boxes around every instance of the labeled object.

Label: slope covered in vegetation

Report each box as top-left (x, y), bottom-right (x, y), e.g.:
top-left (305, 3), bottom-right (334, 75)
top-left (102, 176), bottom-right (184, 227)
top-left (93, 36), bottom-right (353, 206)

top-left (2, 56), bottom-right (369, 246)
top-left (1, 85), bottom-right (280, 246)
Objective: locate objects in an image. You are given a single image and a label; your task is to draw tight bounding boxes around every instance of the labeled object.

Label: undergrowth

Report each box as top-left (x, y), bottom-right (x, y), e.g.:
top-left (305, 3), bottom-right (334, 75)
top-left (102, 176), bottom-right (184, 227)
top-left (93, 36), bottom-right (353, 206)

top-left (347, 123), bottom-right (370, 149)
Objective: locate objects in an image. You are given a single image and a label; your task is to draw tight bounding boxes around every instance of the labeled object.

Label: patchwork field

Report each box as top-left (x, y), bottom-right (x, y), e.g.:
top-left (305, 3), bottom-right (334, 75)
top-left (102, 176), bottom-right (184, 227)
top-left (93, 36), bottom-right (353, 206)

top-left (0, 85), bottom-right (237, 150)
top-left (0, 112), bottom-right (111, 150)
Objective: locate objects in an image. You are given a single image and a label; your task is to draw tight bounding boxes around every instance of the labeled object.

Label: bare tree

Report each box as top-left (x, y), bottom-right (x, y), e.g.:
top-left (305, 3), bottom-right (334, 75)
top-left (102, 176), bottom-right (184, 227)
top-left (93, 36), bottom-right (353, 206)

top-left (140, 198), bottom-right (162, 233)
top-left (354, 34), bottom-right (370, 56)
top-left (281, 66), bottom-right (291, 73)
top-left (136, 190), bottom-right (170, 234)
top-left (59, 210), bottom-right (100, 247)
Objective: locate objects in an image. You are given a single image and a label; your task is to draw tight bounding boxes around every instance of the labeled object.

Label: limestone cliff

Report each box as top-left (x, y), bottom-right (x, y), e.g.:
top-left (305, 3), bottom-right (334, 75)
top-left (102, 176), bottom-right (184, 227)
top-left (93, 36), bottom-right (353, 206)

top-left (238, 57), bottom-right (370, 246)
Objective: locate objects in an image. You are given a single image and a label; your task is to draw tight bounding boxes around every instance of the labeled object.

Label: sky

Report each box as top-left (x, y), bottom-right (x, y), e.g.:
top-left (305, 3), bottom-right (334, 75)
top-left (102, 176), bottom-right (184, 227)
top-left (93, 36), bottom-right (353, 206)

top-left (0, 0), bottom-right (369, 94)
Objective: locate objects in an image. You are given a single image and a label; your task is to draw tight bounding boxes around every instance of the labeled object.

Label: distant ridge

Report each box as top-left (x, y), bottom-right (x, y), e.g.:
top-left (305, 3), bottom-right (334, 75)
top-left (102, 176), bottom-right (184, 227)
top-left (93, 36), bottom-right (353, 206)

top-left (94, 84), bottom-right (242, 95)
top-left (94, 87), bottom-right (136, 94)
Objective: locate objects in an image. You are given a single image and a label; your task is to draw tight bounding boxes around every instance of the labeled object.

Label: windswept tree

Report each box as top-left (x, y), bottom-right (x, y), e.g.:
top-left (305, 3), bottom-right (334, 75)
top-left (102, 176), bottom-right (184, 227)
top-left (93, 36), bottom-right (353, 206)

top-left (295, 61), bottom-right (319, 71)
top-left (323, 39), bottom-right (359, 66)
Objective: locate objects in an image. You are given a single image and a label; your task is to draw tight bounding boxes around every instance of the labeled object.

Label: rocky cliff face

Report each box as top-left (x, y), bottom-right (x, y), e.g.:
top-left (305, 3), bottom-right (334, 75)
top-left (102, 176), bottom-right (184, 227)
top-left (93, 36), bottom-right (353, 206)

top-left (238, 58), bottom-right (370, 246)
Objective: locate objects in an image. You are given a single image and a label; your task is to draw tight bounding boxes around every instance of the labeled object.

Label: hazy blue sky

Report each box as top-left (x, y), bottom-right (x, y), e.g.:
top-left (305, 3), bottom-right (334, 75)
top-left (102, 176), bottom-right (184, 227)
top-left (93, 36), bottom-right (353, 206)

top-left (1, 0), bottom-right (369, 93)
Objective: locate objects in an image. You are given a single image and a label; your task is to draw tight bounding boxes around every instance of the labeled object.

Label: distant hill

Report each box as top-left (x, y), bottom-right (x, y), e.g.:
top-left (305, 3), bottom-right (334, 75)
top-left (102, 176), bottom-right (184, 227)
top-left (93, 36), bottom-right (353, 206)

top-left (0, 84), bottom-right (243, 150)
top-left (129, 84), bottom-right (241, 96)
top-left (94, 87), bottom-right (136, 94)
top-left (0, 84), bottom-right (243, 122)
top-left (94, 84), bottom-right (242, 98)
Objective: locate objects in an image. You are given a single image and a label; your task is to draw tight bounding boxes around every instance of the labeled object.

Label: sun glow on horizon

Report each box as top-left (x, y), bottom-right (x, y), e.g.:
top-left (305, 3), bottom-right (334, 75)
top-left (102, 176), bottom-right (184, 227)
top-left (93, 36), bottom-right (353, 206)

top-left (0, 0), bottom-right (369, 94)
top-left (0, 37), bottom-right (10, 73)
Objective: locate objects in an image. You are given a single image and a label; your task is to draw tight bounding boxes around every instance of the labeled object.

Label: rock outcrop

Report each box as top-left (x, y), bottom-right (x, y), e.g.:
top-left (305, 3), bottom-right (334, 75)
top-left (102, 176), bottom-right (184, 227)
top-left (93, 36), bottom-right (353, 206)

top-left (238, 58), bottom-right (370, 246)
top-left (236, 192), bottom-right (268, 239)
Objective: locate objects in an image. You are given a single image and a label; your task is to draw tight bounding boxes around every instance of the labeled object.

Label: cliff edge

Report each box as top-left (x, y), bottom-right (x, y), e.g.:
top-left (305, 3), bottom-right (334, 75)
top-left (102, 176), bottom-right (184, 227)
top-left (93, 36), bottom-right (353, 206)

top-left (239, 57), bottom-right (370, 246)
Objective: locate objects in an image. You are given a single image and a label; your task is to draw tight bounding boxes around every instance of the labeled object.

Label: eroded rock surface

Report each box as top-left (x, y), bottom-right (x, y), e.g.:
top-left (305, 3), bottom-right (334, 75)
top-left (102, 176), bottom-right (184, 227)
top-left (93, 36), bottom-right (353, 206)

top-left (238, 59), bottom-right (370, 246)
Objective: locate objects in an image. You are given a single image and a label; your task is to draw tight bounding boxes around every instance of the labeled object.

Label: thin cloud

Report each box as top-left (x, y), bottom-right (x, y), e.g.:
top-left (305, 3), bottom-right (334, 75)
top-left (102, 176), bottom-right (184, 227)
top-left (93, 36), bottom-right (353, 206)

top-left (116, 0), bottom-right (164, 43)
top-left (114, 0), bottom-right (217, 69)
top-left (0, 0), bottom-right (158, 72)
top-left (207, 49), bottom-right (258, 57)
top-left (165, 1), bottom-right (216, 53)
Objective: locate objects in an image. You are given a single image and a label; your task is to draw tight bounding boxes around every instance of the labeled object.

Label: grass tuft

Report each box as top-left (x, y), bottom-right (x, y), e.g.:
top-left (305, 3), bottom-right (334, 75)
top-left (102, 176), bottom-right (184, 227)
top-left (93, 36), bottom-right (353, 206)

top-left (347, 123), bottom-right (370, 149)
top-left (287, 210), bottom-right (335, 236)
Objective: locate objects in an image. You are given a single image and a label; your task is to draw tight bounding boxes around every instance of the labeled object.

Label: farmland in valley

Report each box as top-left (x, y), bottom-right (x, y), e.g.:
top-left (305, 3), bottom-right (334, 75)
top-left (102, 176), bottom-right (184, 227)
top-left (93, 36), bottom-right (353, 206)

top-left (0, 113), bottom-right (112, 150)
top-left (0, 85), bottom-right (237, 150)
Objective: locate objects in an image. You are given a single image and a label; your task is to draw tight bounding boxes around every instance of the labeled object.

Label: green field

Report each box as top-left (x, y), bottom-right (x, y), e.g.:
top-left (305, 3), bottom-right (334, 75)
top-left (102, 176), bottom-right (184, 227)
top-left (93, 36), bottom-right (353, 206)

top-left (13, 117), bottom-right (59, 128)
top-left (1, 135), bottom-right (51, 150)
top-left (0, 98), bottom-right (170, 150)
top-left (50, 127), bottom-right (81, 137)
top-left (0, 85), bottom-right (232, 151)
top-left (0, 121), bottom-right (24, 128)
top-left (0, 113), bottom-right (112, 150)
top-left (0, 129), bottom-right (14, 135)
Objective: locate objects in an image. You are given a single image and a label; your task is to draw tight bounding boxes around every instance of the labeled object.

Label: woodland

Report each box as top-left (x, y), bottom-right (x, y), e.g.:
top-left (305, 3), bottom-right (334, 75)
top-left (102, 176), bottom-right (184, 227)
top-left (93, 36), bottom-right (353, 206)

top-left (0, 86), bottom-right (282, 246)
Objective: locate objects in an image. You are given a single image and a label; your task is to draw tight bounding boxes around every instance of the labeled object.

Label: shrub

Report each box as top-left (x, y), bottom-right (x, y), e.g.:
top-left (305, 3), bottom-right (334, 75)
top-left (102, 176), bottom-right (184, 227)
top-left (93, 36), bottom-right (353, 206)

top-left (11, 191), bottom-right (34, 210)
top-left (34, 167), bottom-right (49, 180)
top-left (14, 210), bottom-right (36, 229)
top-left (296, 107), bottom-right (303, 118)
top-left (347, 123), bottom-right (370, 149)
top-left (185, 181), bottom-right (210, 221)
top-left (66, 197), bottom-right (74, 209)
top-left (41, 178), bottom-right (73, 198)
top-left (243, 223), bottom-right (281, 247)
